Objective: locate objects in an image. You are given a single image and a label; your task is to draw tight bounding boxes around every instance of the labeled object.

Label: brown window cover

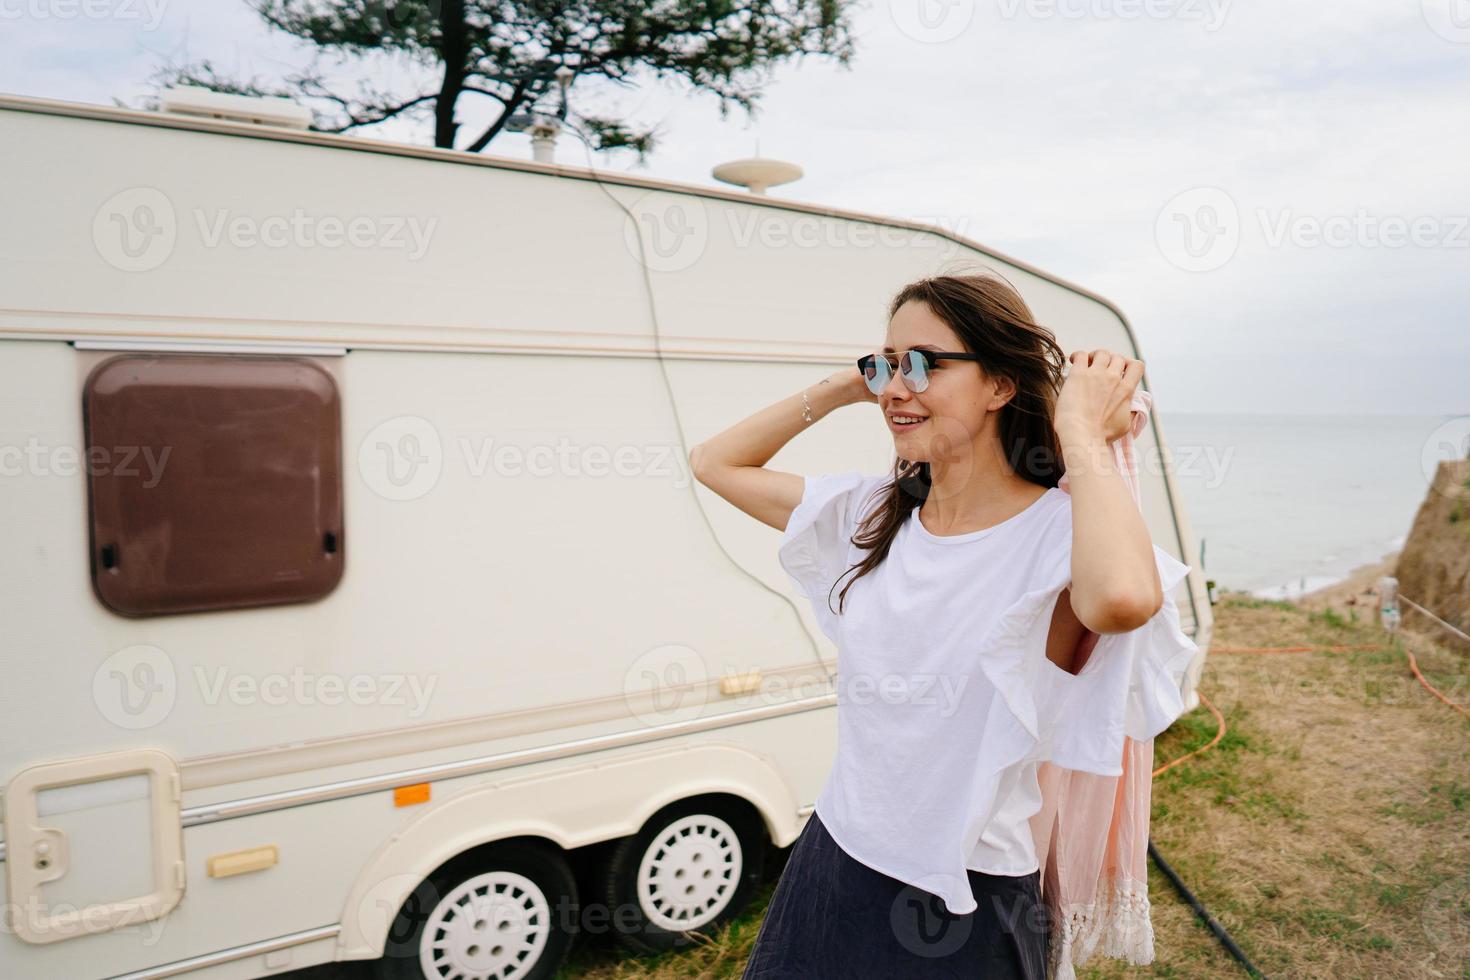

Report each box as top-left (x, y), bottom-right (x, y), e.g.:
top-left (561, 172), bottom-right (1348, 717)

top-left (83, 354), bottom-right (345, 617)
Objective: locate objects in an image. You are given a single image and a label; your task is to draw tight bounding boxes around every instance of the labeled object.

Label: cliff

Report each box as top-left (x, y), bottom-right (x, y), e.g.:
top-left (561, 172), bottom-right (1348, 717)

top-left (1394, 456), bottom-right (1470, 650)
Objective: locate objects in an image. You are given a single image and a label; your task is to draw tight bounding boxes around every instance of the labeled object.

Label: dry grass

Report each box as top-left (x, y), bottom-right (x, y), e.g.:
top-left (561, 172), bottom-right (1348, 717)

top-left (561, 596), bottom-right (1470, 979)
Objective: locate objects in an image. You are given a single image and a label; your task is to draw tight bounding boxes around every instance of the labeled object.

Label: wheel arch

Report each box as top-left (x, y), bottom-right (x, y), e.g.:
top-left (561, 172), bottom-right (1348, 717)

top-left (335, 740), bottom-right (799, 959)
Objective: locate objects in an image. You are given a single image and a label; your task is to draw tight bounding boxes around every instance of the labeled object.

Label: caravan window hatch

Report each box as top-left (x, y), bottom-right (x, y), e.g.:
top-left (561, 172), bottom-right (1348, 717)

top-left (81, 353), bottom-right (345, 617)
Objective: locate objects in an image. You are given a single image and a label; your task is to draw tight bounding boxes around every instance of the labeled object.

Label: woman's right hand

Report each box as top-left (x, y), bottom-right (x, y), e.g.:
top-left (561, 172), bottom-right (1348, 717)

top-left (828, 365), bottom-right (879, 406)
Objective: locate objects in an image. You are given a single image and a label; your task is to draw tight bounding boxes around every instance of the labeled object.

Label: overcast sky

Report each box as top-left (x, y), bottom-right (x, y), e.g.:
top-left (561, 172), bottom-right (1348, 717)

top-left (4, 0), bottom-right (1467, 416)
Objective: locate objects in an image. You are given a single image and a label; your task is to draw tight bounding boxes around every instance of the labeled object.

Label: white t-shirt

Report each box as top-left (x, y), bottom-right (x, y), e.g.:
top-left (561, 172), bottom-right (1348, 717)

top-left (778, 470), bottom-right (1198, 916)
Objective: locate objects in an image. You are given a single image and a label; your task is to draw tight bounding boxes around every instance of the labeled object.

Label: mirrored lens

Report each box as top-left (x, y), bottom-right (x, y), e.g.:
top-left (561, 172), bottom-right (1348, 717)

top-left (862, 355), bottom-right (890, 394)
top-left (899, 351), bottom-right (929, 392)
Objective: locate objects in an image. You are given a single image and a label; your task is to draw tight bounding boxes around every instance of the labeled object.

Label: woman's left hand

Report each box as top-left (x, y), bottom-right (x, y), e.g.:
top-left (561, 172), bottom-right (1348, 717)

top-left (1055, 349), bottom-right (1145, 444)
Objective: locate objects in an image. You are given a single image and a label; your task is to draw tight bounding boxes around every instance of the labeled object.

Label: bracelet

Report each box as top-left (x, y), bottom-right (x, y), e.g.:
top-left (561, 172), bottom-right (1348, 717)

top-left (801, 379), bottom-right (830, 424)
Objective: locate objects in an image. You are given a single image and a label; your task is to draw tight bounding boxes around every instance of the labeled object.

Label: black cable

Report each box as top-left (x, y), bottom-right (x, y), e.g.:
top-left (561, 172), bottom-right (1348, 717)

top-left (554, 111), bottom-right (837, 684)
top-left (1148, 838), bottom-right (1268, 979)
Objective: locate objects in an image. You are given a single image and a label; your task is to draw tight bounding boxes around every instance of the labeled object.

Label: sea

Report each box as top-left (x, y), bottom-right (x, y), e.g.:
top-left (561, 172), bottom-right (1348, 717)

top-left (1158, 413), bottom-right (1469, 600)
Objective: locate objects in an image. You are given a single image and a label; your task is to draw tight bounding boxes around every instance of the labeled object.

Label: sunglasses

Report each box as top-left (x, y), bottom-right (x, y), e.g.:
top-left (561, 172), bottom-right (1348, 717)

top-left (856, 349), bottom-right (986, 395)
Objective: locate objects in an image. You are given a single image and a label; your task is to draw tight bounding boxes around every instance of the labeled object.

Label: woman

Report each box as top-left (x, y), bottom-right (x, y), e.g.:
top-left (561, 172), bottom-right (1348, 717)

top-left (689, 272), bottom-right (1195, 979)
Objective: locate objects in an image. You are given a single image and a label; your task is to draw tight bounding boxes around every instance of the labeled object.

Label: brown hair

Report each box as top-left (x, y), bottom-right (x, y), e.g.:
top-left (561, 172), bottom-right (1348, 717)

top-left (827, 268), bottom-right (1067, 616)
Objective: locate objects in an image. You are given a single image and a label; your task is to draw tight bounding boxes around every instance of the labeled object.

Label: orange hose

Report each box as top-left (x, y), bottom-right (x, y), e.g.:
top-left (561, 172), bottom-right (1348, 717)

top-left (1209, 643), bottom-right (1387, 653)
top-left (1153, 639), bottom-right (1467, 778)
top-left (1404, 644), bottom-right (1470, 720)
top-left (1152, 688), bottom-right (1225, 778)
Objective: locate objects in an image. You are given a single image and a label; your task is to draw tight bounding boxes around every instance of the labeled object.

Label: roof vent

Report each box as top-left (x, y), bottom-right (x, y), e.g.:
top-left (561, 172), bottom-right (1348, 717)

top-left (158, 85), bottom-right (312, 130)
top-left (712, 157), bottom-right (803, 195)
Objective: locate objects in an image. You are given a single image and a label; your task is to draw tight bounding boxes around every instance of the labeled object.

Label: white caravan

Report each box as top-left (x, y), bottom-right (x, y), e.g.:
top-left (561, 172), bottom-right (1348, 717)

top-left (0, 91), bottom-right (1214, 980)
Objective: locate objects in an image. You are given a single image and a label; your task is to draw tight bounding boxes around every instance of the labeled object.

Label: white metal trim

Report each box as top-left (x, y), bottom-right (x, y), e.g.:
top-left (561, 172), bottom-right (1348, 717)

top-left (0, 692), bottom-right (836, 866)
top-left (70, 338), bottom-right (348, 356)
top-left (103, 924), bottom-right (339, 980)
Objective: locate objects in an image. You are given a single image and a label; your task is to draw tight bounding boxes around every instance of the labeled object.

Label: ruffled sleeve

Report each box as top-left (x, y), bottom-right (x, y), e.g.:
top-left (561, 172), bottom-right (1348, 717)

top-left (975, 531), bottom-right (1200, 777)
top-left (776, 470), bottom-right (889, 645)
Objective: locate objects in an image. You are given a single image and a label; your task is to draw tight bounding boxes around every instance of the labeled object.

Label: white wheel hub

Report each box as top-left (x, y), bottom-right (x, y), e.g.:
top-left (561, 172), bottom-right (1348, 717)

top-left (419, 870), bottom-right (551, 980)
top-left (636, 813), bottom-right (743, 931)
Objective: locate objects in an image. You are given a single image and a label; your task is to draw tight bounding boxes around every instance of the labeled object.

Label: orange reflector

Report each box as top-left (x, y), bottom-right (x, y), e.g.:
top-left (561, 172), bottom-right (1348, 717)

top-left (394, 783), bottom-right (431, 807)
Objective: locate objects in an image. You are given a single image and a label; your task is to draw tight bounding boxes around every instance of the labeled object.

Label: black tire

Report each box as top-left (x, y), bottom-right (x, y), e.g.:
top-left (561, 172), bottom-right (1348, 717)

top-left (372, 841), bottom-right (578, 980)
top-left (598, 796), bottom-right (767, 954)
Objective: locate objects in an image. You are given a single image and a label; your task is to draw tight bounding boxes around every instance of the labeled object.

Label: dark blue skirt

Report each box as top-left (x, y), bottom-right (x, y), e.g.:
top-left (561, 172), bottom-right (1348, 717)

top-left (742, 810), bottom-right (1050, 979)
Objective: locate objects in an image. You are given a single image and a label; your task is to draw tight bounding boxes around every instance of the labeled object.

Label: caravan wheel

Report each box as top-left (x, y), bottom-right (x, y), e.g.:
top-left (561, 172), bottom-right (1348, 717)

top-left (374, 842), bottom-right (577, 980)
top-left (599, 797), bottom-right (766, 954)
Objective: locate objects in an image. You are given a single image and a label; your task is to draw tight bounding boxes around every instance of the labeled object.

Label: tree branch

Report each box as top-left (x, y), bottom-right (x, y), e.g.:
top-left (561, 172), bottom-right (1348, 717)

top-left (462, 76), bottom-right (532, 152)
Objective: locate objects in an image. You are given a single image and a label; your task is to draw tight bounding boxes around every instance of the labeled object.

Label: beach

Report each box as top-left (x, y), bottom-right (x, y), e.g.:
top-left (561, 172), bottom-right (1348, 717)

top-left (1290, 550), bottom-right (1402, 619)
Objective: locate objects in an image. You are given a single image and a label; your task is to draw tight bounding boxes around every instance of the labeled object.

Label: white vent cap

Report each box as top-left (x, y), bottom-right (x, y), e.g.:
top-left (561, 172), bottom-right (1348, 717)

top-left (158, 85), bottom-right (312, 130)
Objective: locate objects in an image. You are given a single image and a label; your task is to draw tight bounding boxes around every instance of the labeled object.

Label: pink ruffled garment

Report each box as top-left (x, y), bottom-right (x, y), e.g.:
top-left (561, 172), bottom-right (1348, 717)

top-left (1032, 387), bottom-right (1194, 979)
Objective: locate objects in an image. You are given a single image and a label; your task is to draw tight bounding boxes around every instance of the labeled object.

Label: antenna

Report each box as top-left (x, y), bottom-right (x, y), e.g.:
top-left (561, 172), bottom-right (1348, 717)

top-left (711, 156), bottom-right (803, 196)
